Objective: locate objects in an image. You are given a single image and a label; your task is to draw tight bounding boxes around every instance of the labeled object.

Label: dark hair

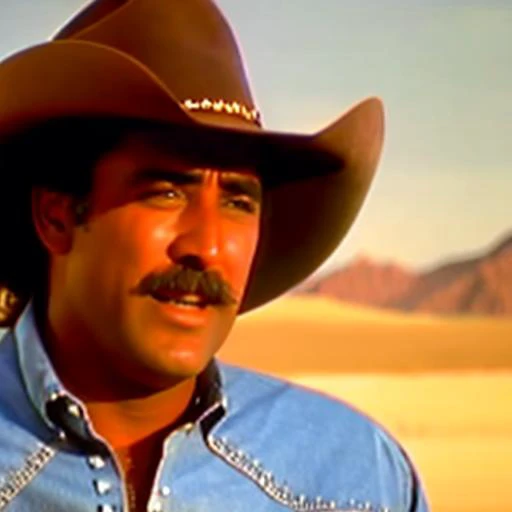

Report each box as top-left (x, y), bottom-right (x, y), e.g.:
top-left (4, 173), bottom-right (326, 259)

top-left (0, 117), bottom-right (128, 326)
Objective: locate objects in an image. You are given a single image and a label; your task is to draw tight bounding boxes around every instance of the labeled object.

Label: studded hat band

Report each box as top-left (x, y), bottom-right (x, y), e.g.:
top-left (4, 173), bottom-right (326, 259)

top-left (182, 98), bottom-right (261, 126)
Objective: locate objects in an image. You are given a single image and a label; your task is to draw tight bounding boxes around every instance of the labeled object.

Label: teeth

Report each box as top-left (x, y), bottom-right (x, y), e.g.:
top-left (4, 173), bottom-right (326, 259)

top-left (180, 294), bottom-right (201, 305)
top-left (153, 291), bottom-right (207, 308)
top-left (161, 294), bottom-right (205, 308)
top-left (170, 299), bottom-right (197, 307)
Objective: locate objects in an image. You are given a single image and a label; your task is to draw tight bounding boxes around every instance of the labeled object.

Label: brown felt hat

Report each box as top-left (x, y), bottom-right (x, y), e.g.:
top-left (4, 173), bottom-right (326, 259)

top-left (0, 0), bottom-right (384, 315)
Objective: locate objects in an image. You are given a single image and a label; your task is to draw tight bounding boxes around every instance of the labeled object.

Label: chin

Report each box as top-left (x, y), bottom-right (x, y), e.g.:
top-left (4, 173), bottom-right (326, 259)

top-left (127, 346), bottom-right (210, 388)
top-left (162, 351), bottom-right (209, 379)
top-left (121, 320), bottom-right (225, 385)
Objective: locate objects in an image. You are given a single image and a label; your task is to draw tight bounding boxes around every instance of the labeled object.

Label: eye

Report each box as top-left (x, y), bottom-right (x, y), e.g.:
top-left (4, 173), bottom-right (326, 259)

top-left (139, 186), bottom-right (186, 207)
top-left (224, 196), bottom-right (259, 214)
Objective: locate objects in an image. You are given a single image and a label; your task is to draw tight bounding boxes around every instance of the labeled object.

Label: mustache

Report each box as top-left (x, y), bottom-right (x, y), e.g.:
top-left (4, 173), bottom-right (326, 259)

top-left (132, 265), bottom-right (237, 306)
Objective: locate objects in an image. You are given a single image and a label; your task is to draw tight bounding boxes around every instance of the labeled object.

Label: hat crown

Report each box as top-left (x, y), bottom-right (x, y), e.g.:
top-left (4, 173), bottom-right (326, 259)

top-left (53, 0), bottom-right (257, 121)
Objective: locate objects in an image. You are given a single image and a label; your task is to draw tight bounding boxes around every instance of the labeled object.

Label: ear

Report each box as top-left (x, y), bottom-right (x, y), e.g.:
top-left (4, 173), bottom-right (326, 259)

top-left (32, 188), bottom-right (76, 255)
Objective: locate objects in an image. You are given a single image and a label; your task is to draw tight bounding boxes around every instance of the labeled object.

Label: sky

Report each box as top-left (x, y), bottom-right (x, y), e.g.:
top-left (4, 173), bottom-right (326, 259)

top-left (0, 0), bottom-right (510, 275)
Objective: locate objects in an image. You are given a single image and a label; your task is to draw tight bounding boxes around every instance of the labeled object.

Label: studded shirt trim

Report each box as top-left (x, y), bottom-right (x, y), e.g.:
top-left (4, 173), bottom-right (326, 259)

top-left (207, 436), bottom-right (391, 512)
top-left (0, 443), bottom-right (56, 509)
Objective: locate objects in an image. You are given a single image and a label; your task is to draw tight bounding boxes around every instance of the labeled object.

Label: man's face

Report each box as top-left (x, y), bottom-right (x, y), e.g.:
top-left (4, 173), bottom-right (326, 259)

top-left (58, 130), bottom-right (261, 389)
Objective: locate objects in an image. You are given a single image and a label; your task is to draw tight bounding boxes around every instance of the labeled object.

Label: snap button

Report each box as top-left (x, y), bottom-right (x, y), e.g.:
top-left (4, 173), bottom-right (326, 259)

top-left (97, 505), bottom-right (116, 512)
top-left (67, 402), bottom-right (82, 418)
top-left (88, 455), bottom-right (106, 469)
top-left (94, 479), bottom-right (112, 495)
top-left (48, 391), bottom-right (64, 402)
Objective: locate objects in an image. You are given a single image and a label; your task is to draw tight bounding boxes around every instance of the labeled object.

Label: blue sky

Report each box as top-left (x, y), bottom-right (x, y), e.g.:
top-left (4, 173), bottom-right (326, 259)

top-left (1, 0), bottom-right (510, 274)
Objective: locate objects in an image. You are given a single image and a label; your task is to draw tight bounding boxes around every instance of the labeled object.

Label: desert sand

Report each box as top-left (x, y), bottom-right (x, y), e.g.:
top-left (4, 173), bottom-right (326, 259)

top-left (219, 296), bottom-right (512, 512)
top-left (221, 295), bottom-right (512, 373)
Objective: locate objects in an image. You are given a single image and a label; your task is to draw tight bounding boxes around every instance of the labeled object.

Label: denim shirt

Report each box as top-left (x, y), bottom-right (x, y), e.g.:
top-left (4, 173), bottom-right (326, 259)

top-left (0, 304), bottom-right (429, 512)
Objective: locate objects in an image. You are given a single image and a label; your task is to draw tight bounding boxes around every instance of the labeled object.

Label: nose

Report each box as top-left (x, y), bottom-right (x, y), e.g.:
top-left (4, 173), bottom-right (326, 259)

top-left (167, 189), bottom-right (222, 271)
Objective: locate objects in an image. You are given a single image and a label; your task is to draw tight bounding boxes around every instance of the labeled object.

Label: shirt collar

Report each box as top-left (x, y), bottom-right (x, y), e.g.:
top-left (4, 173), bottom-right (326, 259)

top-left (14, 301), bottom-right (226, 440)
top-left (14, 300), bottom-right (69, 431)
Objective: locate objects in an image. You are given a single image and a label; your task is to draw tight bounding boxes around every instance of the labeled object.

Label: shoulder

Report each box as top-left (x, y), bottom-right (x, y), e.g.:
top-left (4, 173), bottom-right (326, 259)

top-left (0, 329), bottom-right (46, 430)
top-left (216, 363), bottom-right (423, 511)
top-left (0, 329), bottom-right (20, 381)
top-left (219, 362), bottom-right (387, 438)
top-left (0, 329), bottom-right (31, 411)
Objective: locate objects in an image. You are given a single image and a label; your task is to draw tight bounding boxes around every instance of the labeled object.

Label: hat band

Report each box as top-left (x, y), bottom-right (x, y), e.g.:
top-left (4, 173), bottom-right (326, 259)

top-left (182, 98), bottom-right (261, 126)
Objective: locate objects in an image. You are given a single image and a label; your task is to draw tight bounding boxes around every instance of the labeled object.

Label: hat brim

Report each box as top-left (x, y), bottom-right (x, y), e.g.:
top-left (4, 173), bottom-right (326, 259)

top-left (0, 40), bottom-right (384, 313)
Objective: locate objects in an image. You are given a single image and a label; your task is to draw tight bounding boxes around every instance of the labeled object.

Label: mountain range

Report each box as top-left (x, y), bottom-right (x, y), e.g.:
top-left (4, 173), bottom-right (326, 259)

top-left (295, 231), bottom-right (512, 316)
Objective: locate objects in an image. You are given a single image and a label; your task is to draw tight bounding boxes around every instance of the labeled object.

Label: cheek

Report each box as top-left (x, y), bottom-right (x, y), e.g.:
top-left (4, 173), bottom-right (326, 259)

top-left (119, 216), bottom-right (173, 268)
top-left (74, 210), bottom-right (175, 287)
top-left (120, 209), bottom-right (180, 261)
top-left (224, 222), bottom-right (260, 287)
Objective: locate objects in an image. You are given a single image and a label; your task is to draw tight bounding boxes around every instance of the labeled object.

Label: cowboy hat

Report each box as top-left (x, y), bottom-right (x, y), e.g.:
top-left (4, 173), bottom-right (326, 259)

top-left (0, 0), bottom-right (384, 317)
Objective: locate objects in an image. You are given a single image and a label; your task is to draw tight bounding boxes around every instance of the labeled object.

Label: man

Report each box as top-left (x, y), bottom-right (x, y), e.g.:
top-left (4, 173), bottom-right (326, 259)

top-left (0, 1), bottom-right (429, 511)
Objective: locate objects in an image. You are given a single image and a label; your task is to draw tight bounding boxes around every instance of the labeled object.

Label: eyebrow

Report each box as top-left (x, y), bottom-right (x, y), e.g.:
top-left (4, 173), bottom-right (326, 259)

top-left (129, 168), bottom-right (262, 202)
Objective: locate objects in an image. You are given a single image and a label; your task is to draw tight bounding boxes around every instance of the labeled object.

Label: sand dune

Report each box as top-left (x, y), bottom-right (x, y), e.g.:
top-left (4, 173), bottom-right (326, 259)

top-left (221, 296), bottom-right (512, 373)
top-left (242, 295), bottom-right (433, 323)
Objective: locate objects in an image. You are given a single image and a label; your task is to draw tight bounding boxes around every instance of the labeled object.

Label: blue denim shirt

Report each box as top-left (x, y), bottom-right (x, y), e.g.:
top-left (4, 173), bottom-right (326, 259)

top-left (0, 304), bottom-right (429, 512)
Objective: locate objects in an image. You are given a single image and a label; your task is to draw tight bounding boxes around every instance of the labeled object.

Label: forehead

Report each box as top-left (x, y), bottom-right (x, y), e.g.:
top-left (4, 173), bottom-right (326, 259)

top-left (97, 127), bottom-right (261, 183)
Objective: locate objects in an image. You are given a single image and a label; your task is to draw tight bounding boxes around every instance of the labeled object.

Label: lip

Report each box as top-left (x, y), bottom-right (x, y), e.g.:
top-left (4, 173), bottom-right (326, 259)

top-left (151, 296), bottom-right (213, 329)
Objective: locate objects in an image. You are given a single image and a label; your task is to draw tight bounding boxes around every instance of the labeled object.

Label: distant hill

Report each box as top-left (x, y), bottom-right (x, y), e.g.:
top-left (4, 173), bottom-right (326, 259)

top-left (296, 231), bottom-right (512, 316)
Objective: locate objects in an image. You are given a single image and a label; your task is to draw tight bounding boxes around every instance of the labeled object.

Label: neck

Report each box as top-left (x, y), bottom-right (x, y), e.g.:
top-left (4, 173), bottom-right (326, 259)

top-left (84, 379), bottom-right (196, 448)
top-left (37, 298), bottom-right (197, 449)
